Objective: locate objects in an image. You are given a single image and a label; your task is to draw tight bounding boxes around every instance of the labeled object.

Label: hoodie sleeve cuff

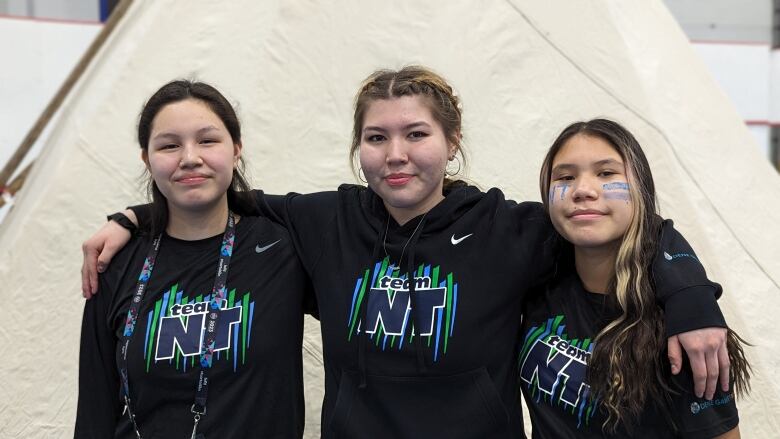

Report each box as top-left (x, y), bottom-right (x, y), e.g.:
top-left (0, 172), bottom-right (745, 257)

top-left (664, 285), bottom-right (727, 337)
top-left (127, 203), bottom-right (152, 232)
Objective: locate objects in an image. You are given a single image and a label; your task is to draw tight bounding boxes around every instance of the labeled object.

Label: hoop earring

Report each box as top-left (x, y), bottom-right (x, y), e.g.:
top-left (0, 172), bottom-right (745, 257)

top-left (445, 155), bottom-right (461, 177)
top-left (358, 167), bottom-right (367, 183)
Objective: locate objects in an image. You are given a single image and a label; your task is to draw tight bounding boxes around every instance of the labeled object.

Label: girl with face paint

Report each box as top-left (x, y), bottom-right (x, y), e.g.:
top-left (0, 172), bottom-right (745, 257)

top-left (519, 119), bottom-right (750, 438)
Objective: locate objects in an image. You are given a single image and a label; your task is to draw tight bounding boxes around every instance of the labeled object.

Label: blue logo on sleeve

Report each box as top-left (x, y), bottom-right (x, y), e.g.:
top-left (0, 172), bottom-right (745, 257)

top-left (663, 251), bottom-right (699, 262)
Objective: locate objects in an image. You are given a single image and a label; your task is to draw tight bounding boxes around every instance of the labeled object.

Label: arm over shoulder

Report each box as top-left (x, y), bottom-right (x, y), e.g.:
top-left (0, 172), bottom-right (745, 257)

top-left (653, 219), bottom-right (726, 336)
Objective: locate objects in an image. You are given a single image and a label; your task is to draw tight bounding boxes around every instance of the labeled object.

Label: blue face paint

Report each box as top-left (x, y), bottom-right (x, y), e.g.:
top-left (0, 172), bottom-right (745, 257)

top-left (602, 182), bottom-right (630, 201)
top-left (602, 182), bottom-right (629, 191)
top-left (548, 184), bottom-right (571, 204)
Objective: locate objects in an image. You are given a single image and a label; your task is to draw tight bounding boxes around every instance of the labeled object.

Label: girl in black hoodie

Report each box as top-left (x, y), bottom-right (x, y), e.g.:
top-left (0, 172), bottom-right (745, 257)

top-left (81, 67), bottom-right (730, 438)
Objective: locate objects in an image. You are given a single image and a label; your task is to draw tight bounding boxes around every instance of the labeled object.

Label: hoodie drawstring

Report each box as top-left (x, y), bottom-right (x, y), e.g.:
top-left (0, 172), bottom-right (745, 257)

top-left (357, 213), bottom-right (430, 389)
top-left (358, 233), bottom-right (384, 389)
top-left (405, 228), bottom-right (427, 374)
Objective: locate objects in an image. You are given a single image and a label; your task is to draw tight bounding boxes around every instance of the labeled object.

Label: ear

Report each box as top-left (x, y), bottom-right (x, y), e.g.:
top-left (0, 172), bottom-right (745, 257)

top-left (448, 131), bottom-right (461, 160)
top-left (141, 149), bottom-right (150, 170)
top-left (233, 142), bottom-right (243, 165)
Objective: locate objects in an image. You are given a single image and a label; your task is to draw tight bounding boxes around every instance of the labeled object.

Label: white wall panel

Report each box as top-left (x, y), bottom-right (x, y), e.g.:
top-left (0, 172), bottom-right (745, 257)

top-left (691, 43), bottom-right (770, 121)
top-left (748, 124), bottom-right (771, 158)
top-left (0, 18), bottom-right (100, 175)
top-left (663, 0), bottom-right (772, 43)
top-left (770, 49), bottom-right (780, 123)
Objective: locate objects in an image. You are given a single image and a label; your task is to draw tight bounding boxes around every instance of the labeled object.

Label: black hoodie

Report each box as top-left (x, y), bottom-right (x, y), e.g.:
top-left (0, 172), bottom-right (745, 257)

top-left (247, 183), bottom-right (725, 438)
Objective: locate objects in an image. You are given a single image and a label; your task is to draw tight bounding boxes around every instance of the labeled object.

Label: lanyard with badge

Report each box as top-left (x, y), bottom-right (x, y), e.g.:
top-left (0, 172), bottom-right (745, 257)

top-left (119, 213), bottom-right (236, 439)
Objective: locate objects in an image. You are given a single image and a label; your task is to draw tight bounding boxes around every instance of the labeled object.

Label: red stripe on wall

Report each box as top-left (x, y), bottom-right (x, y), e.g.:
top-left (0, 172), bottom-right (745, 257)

top-left (690, 39), bottom-right (770, 47)
top-left (0, 14), bottom-right (102, 26)
top-left (745, 120), bottom-right (780, 127)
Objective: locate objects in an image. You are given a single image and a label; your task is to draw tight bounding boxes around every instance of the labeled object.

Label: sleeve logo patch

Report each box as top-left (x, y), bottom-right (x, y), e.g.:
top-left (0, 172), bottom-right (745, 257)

top-left (690, 394), bottom-right (734, 415)
top-left (663, 251), bottom-right (699, 263)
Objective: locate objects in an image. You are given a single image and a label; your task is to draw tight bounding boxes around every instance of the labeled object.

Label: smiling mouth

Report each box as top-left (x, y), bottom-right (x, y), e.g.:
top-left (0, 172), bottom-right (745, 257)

top-left (385, 174), bottom-right (412, 187)
top-left (568, 210), bottom-right (606, 220)
top-left (176, 175), bottom-right (209, 185)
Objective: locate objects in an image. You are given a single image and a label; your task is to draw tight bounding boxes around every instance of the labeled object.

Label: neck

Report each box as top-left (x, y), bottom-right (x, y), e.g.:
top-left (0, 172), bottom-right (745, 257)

top-left (166, 196), bottom-right (231, 240)
top-left (573, 244), bottom-right (618, 294)
top-left (384, 194), bottom-right (444, 226)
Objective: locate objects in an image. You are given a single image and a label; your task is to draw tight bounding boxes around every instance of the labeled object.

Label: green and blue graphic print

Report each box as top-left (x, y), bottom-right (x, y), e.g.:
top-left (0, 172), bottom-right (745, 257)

top-left (519, 315), bottom-right (599, 428)
top-left (141, 283), bottom-right (255, 373)
top-left (346, 257), bottom-right (459, 362)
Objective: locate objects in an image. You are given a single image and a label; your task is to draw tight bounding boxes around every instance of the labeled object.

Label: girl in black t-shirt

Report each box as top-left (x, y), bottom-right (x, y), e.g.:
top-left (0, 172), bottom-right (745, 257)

top-left (75, 81), bottom-right (309, 438)
top-left (519, 118), bottom-right (751, 438)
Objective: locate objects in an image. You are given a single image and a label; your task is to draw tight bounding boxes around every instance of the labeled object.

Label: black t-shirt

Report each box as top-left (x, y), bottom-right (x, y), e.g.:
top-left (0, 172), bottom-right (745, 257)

top-left (519, 272), bottom-right (738, 439)
top-left (75, 216), bottom-right (311, 438)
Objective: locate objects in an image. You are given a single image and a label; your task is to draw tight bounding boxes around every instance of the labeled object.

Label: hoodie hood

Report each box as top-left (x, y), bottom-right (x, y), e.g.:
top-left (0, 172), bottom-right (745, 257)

top-left (351, 180), bottom-right (485, 237)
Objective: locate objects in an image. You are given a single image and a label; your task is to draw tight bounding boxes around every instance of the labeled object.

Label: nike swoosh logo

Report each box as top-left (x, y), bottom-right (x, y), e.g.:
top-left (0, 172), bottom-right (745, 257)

top-left (255, 239), bottom-right (281, 253)
top-left (450, 233), bottom-right (473, 245)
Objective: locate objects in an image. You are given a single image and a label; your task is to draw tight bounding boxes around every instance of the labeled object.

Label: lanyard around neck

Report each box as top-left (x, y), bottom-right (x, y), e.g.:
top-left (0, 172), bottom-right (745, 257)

top-left (119, 213), bottom-right (236, 439)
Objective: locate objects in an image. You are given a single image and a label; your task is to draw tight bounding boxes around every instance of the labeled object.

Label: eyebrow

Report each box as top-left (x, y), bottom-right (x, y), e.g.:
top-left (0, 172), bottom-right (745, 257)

top-left (593, 158), bottom-right (623, 167)
top-left (152, 125), bottom-right (221, 141)
top-left (551, 158), bottom-right (624, 173)
top-left (363, 121), bottom-right (431, 133)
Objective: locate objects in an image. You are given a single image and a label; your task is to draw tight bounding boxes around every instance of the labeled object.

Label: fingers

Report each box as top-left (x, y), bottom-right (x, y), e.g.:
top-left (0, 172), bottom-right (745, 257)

top-left (704, 347), bottom-right (719, 400)
top-left (688, 348), bottom-right (707, 398)
top-left (667, 335), bottom-right (683, 375)
top-left (97, 242), bottom-right (121, 274)
top-left (80, 266), bottom-right (91, 299)
top-left (81, 241), bottom-right (99, 299)
top-left (97, 221), bottom-right (130, 272)
top-left (80, 219), bottom-right (130, 298)
top-left (675, 327), bottom-right (729, 399)
top-left (718, 340), bottom-right (731, 393)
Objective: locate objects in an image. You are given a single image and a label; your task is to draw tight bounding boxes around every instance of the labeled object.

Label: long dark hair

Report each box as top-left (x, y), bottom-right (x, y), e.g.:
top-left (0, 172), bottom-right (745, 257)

top-left (137, 80), bottom-right (256, 236)
top-left (539, 119), bottom-right (751, 432)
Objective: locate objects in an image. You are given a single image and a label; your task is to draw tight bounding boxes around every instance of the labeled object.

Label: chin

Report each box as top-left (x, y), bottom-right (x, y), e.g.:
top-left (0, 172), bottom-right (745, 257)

top-left (170, 194), bottom-right (223, 212)
top-left (570, 239), bottom-right (610, 248)
top-left (566, 233), bottom-right (621, 250)
top-left (376, 189), bottom-right (416, 209)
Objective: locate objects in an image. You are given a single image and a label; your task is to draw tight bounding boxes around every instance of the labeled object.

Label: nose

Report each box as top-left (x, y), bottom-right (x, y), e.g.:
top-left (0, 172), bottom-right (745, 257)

top-left (571, 176), bottom-right (599, 201)
top-left (179, 143), bottom-right (202, 168)
top-left (385, 137), bottom-right (408, 166)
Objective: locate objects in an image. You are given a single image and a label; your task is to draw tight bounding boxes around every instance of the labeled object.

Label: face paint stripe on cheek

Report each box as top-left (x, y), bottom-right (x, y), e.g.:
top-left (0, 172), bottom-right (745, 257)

top-left (560, 184), bottom-right (569, 200)
top-left (548, 184), bottom-right (571, 204)
top-left (603, 182), bottom-right (629, 191)
top-left (602, 182), bottom-right (631, 201)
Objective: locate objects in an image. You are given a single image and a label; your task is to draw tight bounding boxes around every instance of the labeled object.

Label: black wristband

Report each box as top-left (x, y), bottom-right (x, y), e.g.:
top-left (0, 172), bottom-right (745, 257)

top-left (107, 212), bottom-right (137, 234)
